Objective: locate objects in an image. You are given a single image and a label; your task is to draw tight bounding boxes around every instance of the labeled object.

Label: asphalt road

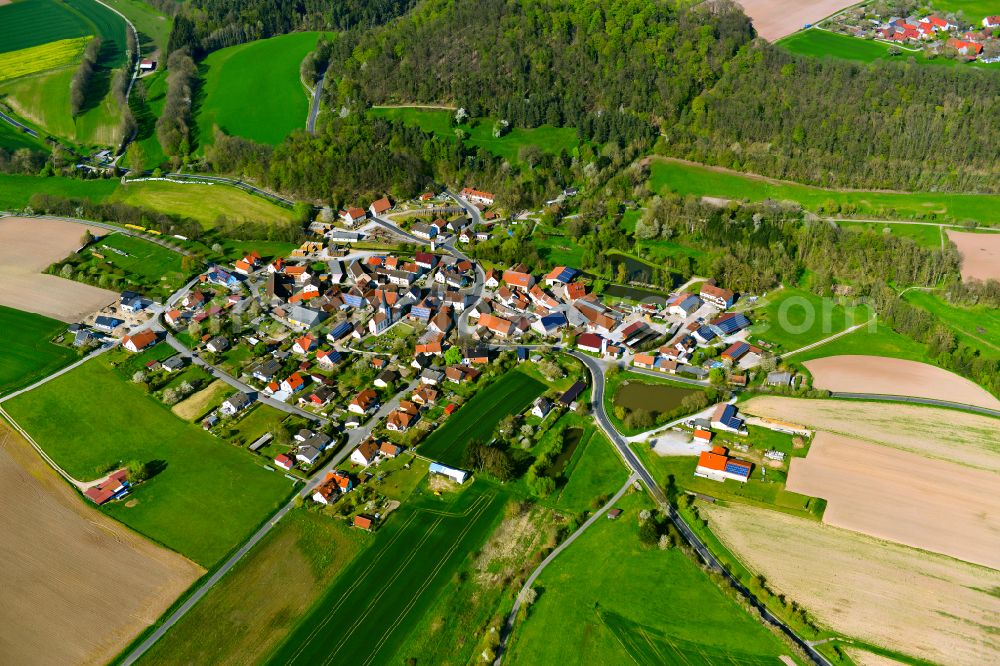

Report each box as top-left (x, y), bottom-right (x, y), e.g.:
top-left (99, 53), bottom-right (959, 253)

top-left (306, 74), bottom-right (324, 135)
top-left (161, 332), bottom-right (327, 424)
top-left (568, 350), bottom-right (832, 666)
top-left (830, 392), bottom-right (1000, 418)
top-left (0, 110), bottom-right (39, 137)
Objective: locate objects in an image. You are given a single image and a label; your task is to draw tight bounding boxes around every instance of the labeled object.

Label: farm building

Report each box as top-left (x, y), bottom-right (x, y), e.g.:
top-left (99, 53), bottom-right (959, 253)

top-left (700, 283), bottom-right (735, 309)
top-left (694, 446), bottom-right (751, 483)
top-left (83, 470), bottom-right (130, 505)
top-left (429, 462), bottom-right (469, 484)
top-left (711, 404), bottom-right (746, 434)
top-left (559, 381), bottom-right (587, 406)
top-left (576, 333), bottom-right (605, 354)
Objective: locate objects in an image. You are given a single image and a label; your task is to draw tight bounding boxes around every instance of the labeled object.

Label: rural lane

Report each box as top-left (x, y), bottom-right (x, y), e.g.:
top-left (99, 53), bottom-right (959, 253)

top-left (493, 473), bottom-right (639, 664)
top-left (830, 392), bottom-right (1000, 419)
top-left (568, 350), bottom-right (833, 666)
top-left (306, 74), bottom-right (325, 134)
top-left (118, 378), bottom-right (417, 666)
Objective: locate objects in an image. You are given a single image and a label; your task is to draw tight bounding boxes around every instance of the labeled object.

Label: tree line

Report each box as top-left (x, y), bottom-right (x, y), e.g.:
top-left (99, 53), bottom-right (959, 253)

top-left (156, 50), bottom-right (198, 160)
top-left (70, 38), bottom-right (102, 117)
top-left (166, 0), bottom-right (416, 57)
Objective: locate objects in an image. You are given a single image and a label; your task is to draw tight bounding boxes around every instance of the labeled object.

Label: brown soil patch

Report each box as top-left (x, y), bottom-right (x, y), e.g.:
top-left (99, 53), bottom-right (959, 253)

top-left (702, 502), bottom-right (1000, 665)
top-left (171, 379), bottom-right (228, 421)
top-left (743, 397), bottom-right (1000, 473)
top-left (736, 0), bottom-right (856, 40)
top-left (0, 424), bottom-right (202, 665)
top-left (947, 230), bottom-right (1000, 282)
top-left (845, 648), bottom-right (910, 666)
top-left (475, 504), bottom-right (555, 586)
top-left (787, 432), bottom-right (1000, 569)
top-left (0, 217), bottom-right (117, 322)
top-left (804, 355), bottom-right (1000, 411)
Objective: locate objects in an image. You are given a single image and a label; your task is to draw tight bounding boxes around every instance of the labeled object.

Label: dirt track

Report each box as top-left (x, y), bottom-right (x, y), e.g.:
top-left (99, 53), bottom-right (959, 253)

top-left (704, 502), bottom-right (1000, 666)
top-left (735, 0), bottom-right (855, 40)
top-left (0, 217), bottom-right (118, 322)
top-left (0, 425), bottom-right (202, 665)
top-left (787, 432), bottom-right (1000, 569)
top-left (947, 230), bottom-right (1000, 282)
top-left (804, 355), bottom-right (1000, 411)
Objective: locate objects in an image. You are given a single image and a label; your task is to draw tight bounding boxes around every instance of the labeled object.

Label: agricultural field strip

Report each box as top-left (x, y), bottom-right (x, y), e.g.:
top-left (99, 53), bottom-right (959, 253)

top-left (0, 37), bottom-right (91, 85)
top-left (353, 496), bottom-right (494, 666)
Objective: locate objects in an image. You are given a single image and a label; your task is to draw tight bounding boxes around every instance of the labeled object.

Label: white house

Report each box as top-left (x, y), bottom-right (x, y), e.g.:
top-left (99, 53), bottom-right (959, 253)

top-left (350, 439), bottom-right (379, 466)
top-left (220, 392), bottom-right (252, 416)
top-left (530, 397), bottom-right (553, 419)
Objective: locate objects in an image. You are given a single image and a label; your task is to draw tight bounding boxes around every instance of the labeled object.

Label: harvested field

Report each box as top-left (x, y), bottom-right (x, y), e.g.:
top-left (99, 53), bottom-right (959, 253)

top-left (947, 230), bottom-right (1000, 282)
top-left (787, 432), bottom-right (1000, 569)
top-left (0, 217), bottom-right (117, 321)
top-left (0, 424), bottom-right (201, 665)
top-left (702, 502), bottom-right (1000, 666)
top-left (172, 379), bottom-right (228, 421)
top-left (804, 355), bottom-right (1000, 410)
top-left (735, 0), bottom-right (855, 41)
top-left (742, 397), bottom-right (1000, 474)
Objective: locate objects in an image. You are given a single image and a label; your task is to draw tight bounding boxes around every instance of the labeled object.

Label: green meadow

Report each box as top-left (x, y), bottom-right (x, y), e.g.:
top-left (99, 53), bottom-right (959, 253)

top-left (750, 287), bottom-right (873, 352)
top-left (419, 370), bottom-right (547, 466)
top-left (196, 32), bottom-right (322, 149)
top-left (777, 29), bottom-right (969, 68)
top-left (0, 173), bottom-right (119, 208)
top-left (790, 322), bottom-right (930, 364)
top-left (0, 120), bottom-right (49, 152)
top-left (0, 0), bottom-right (91, 54)
top-left (99, 0), bottom-right (171, 55)
top-left (267, 482), bottom-right (507, 665)
top-left (904, 290), bottom-right (1000, 359)
top-left (83, 232), bottom-right (190, 298)
top-left (114, 179), bottom-right (299, 226)
top-left (4, 352), bottom-right (294, 567)
top-left (648, 158), bottom-right (1000, 225)
top-left (836, 220), bottom-right (945, 249)
top-left (0, 306), bottom-right (77, 396)
top-left (505, 492), bottom-right (793, 664)
top-left (369, 106), bottom-right (581, 163)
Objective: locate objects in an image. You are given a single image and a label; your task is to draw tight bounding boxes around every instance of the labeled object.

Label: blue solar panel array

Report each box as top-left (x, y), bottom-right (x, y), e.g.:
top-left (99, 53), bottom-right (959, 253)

top-left (725, 461), bottom-right (750, 476)
top-left (696, 326), bottom-right (717, 342)
top-left (713, 313), bottom-right (751, 335)
top-left (556, 267), bottom-right (579, 283)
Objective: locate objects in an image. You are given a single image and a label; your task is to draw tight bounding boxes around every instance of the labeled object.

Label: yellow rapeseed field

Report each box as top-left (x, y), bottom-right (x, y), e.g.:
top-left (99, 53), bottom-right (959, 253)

top-left (0, 36), bottom-right (91, 84)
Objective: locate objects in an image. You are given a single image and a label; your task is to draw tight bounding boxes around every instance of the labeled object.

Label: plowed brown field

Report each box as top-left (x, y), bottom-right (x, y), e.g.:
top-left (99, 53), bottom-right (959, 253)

top-left (0, 216), bottom-right (117, 321)
top-left (0, 424), bottom-right (201, 665)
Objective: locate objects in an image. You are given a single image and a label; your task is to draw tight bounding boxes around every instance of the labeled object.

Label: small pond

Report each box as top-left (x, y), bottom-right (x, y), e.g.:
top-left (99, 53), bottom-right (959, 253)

top-left (549, 427), bottom-right (584, 478)
top-left (613, 380), bottom-right (699, 413)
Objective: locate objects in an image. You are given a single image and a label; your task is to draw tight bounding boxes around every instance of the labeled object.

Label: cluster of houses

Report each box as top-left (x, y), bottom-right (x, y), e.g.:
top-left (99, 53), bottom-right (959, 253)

top-left (273, 428), bottom-right (335, 470)
top-left (827, 7), bottom-right (1000, 61)
top-left (689, 403), bottom-right (752, 483)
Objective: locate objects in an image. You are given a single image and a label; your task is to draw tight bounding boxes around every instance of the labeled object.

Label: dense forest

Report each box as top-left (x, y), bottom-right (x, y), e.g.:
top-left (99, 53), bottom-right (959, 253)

top-left (297, 0), bottom-right (998, 193)
top-left (671, 46), bottom-right (1000, 193)
top-left (205, 115), bottom-right (579, 208)
top-left (164, 0), bottom-right (416, 56)
top-left (316, 0), bottom-right (752, 148)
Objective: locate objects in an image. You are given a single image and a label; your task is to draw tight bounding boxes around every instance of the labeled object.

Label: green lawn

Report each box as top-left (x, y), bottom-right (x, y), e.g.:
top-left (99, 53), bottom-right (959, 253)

top-left (777, 29), bottom-right (975, 68)
top-left (927, 0), bottom-right (1000, 16)
top-left (836, 220), bottom-right (944, 249)
top-left (632, 445), bottom-right (824, 520)
top-left (791, 321), bottom-right (929, 364)
top-left (84, 232), bottom-right (189, 298)
top-left (196, 32), bottom-right (322, 149)
top-left (0, 0), bottom-right (90, 54)
top-left (0, 305), bottom-right (77, 396)
top-left (0, 173), bottom-right (119, 208)
top-left (419, 370), bottom-right (547, 466)
top-left (550, 429), bottom-right (630, 513)
top-left (266, 481), bottom-right (507, 665)
top-left (505, 492), bottom-right (795, 664)
top-left (648, 158), bottom-right (1000, 226)
top-left (138, 507), bottom-right (367, 666)
top-left (751, 287), bottom-right (873, 352)
top-left (100, 0), bottom-right (171, 55)
top-left (128, 69), bottom-right (168, 169)
top-left (904, 290), bottom-right (1000, 359)
top-left (0, 118), bottom-right (49, 152)
top-left (369, 106), bottom-right (581, 163)
top-left (532, 228), bottom-right (586, 266)
top-left (114, 179), bottom-right (298, 226)
top-left (4, 354), bottom-right (294, 567)
top-left (0, 65), bottom-right (123, 148)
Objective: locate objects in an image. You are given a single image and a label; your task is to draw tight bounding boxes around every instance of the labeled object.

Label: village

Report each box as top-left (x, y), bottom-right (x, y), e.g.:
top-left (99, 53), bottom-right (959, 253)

top-left (50, 185), bottom-right (803, 533)
top-left (819, 3), bottom-right (1000, 61)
